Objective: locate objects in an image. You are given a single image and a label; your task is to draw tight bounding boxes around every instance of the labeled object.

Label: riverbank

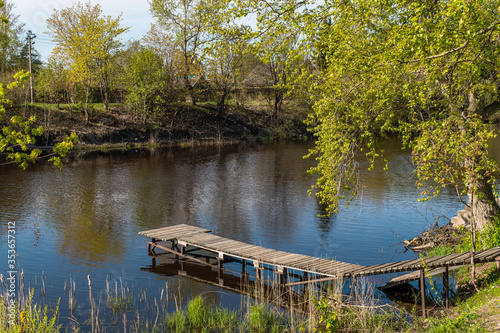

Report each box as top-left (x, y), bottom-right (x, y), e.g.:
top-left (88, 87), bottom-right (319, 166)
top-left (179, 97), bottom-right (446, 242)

top-left (12, 102), bottom-right (309, 150)
top-left (401, 222), bottom-right (500, 332)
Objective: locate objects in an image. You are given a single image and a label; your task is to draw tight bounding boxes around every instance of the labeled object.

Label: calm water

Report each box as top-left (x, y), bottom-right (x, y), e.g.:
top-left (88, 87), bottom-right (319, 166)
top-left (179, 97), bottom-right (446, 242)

top-left (0, 139), bottom-right (470, 327)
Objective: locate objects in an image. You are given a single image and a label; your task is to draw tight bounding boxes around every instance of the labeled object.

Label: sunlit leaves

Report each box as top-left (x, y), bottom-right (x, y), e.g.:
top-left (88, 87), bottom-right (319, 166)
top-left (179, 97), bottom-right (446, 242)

top-left (122, 47), bottom-right (174, 122)
top-left (46, 2), bottom-right (129, 118)
top-left (227, 0), bottom-right (500, 219)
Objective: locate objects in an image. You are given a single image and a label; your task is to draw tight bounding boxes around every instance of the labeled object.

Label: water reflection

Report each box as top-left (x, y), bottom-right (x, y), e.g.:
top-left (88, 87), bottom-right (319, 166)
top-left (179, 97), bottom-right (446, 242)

top-left (0, 139), bottom-right (471, 326)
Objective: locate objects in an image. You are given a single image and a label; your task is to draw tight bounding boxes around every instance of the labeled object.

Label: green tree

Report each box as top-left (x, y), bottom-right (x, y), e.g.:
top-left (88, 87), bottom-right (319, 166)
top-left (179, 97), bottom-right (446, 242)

top-left (35, 58), bottom-right (67, 106)
top-left (122, 46), bottom-right (174, 123)
top-left (0, 0), bottom-right (23, 72)
top-left (205, 37), bottom-right (243, 117)
top-left (46, 1), bottom-right (129, 123)
top-left (224, 0), bottom-right (500, 230)
top-left (149, 0), bottom-right (217, 105)
top-left (0, 1), bottom-right (77, 169)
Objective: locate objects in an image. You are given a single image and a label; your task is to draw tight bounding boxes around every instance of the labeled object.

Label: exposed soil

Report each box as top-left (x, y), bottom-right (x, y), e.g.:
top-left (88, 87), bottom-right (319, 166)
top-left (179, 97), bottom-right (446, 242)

top-left (20, 103), bottom-right (308, 148)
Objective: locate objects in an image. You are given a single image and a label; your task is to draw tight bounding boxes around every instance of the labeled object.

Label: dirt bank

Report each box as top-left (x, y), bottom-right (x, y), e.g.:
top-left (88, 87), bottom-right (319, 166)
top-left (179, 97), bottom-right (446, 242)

top-left (22, 103), bottom-right (308, 148)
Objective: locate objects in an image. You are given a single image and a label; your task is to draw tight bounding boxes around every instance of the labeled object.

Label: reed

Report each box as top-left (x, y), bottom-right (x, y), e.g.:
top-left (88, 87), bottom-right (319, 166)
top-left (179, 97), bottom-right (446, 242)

top-left (0, 259), bottom-right (413, 332)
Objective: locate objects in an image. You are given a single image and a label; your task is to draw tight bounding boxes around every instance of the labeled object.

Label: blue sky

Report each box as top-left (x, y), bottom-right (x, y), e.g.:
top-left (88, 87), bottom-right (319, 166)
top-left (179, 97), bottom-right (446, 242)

top-left (13, 0), bottom-right (154, 60)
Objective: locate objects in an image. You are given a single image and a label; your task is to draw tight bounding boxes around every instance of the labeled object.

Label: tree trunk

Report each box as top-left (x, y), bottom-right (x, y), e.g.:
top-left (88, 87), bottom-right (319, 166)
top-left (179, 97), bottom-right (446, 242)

top-left (84, 75), bottom-right (91, 124)
top-left (468, 173), bottom-right (500, 230)
top-left (217, 92), bottom-right (227, 119)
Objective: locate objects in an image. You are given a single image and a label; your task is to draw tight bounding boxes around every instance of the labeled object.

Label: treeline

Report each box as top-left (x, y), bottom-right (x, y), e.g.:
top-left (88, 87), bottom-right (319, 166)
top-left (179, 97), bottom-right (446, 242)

top-left (2, 0), bottom-right (316, 127)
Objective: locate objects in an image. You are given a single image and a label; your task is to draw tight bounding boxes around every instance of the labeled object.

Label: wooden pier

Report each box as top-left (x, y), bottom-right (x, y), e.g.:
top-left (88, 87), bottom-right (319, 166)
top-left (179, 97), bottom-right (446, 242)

top-left (139, 223), bottom-right (500, 318)
top-left (139, 224), bottom-right (364, 284)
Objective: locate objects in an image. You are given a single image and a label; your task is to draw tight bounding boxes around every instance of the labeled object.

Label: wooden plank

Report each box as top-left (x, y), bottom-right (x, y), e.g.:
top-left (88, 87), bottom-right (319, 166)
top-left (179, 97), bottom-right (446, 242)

top-left (181, 232), bottom-right (220, 241)
top-left (152, 230), bottom-right (212, 242)
top-left (185, 234), bottom-right (225, 244)
top-left (266, 252), bottom-right (297, 263)
top-left (279, 255), bottom-right (312, 266)
top-left (310, 260), bottom-right (338, 272)
top-left (326, 264), bottom-right (364, 276)
top-left (141, 226), bottom-right (500, 281)
top-left (138, 224), bottom-right (189, 235)
top-left (206, 239), bottom-right (244, 250)
top-left (333, 263), bottom-right (365, 274)
top-left (289, 257), bottom-right (321, 269)
top-left (446, 252), bottom-right (471, 265)
top-left (146, 228), bottom-right (209, 240)
top-left (476, 248), bottom-right (500, 261)
top-left (317, 260), bottom-right (356, 273)
top-left (247, 248), bottom-right (279, 261)
top-left (141, 224), bottom-right (210, 237)
top-left (441, 253), bottom-right (466, 265)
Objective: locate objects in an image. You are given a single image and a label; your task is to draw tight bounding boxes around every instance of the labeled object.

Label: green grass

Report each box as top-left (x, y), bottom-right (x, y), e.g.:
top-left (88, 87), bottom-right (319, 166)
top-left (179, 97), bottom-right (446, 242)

top-left (187, 295), bottom-right (209, 331)
top-left (107, 292), bottom-right (134, 313)
top-left (161, 296), bottom-right (301, 333)
top-left (248, 303), bottom-right (277, 332)
top-left (426, 244), bottom-right (455, 257)
top-left (413, 267), bottom-right (500, 332)
top-left (208, 307), bottom-right (239, 332)
top-left (164, 309), bottom-right (187, 333)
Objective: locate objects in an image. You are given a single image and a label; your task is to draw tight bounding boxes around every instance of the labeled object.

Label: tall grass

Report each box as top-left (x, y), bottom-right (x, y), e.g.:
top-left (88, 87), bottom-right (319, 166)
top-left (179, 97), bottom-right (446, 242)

top-left (0, 266), bottom-right (421, 332)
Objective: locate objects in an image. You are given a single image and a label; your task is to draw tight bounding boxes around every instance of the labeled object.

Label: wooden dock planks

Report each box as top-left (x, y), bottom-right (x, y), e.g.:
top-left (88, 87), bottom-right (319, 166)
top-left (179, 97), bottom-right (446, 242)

top-left (139, 224), bottom-right (363, 278)
top-left (139, 224), bottom-right (500, 280)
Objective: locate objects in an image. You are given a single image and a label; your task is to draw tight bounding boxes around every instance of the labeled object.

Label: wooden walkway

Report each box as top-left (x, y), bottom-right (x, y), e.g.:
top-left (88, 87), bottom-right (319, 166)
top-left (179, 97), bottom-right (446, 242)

top-left (139, 223), bottom-right (500, 318)
top-left (139, 224), bottom-right (364, 282)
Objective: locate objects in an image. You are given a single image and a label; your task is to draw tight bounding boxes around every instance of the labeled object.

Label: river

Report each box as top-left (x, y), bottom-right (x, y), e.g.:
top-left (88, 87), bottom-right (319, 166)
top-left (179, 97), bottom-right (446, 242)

top-left (0, 139), bottom-right (472, 328)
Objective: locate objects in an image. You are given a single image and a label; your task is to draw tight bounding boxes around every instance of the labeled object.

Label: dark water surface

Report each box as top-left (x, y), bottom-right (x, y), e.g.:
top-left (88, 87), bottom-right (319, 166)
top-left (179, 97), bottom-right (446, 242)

top-left (0, 139), bottom-right (468, 326)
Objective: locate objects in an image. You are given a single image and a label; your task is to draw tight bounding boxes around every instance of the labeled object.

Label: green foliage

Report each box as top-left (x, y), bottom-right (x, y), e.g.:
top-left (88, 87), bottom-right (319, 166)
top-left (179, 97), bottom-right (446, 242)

top-left (0, 1), bottom-right (24, 72)
top-left (423, 311), bottom-right (485, 333)
top-left (187, 295), bottom-right (209, 331)
top-left (314, 297), bottom-right (339, 332)
top-left (0, 294), bottom-right (61, 333)
top-left (107, 291), bottom-right (134, 313)
top-left (35, 58), bottom-right (69, 105)
top-left (426, 244), bottom-right (455, 257)
top-left (459, 217), bottom-right (500, 252)
top-left (164, 309), bottom-right (186, 333)
top-left (221, 0), bottom-right (500, 221)
top-left (247, 303), bottom-right (278, 332)
top-left (0, 71), bottom-right (78, 169)
top-left (207, 307), bottom-right (239, 332)
top-left (46, 1), bottom-right (130, 120)
top-left (122, 46), bottom-right (176, 122)
top-left (477, 216), bottom-right (500, 250)
top-left (313, 295), bottom-right (409, 332)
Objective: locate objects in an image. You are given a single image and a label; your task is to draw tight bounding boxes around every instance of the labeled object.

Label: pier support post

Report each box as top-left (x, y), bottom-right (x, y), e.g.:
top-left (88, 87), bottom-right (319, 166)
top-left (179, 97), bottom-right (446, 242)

top-left (148, 238), bottom-right (156, 255)
top-left (178, 241), bottom-right (186, 255)
top-left (277, 266), bottom-right (287, 285)
top-left (302, 272), bottom-right (309, 296)
top-left (254, 262), bottom-right (262, 280)
top-left (420, 268), bottom-right (426, 319)
top-left (352, 275), bottom-right (358, 303)
top-left (218, 252), bottom-right (225, 270)
top-left (242, 259), bottom-right (247, 275)
top-left (443, 266), bottom-right (449, 308)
